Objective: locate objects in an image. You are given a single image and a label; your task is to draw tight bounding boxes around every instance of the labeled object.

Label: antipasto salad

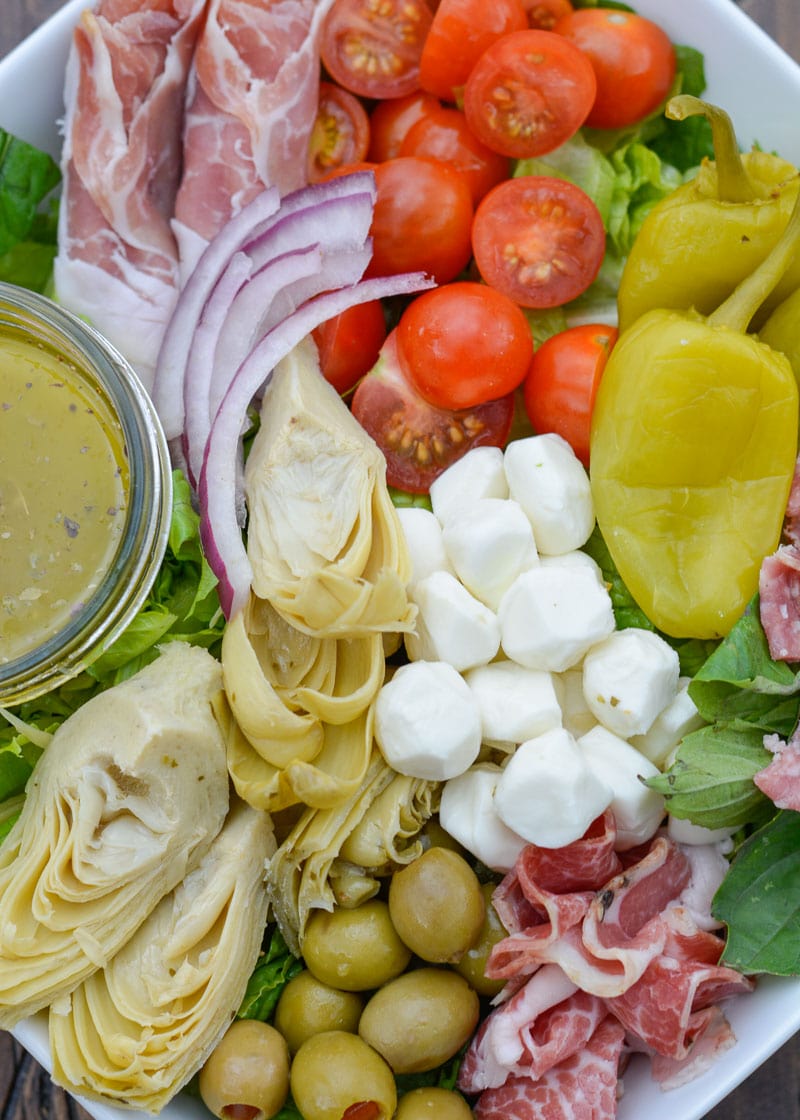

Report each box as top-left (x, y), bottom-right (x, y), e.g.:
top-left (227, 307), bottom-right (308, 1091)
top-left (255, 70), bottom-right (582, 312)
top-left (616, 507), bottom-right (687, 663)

top-left (2, 1), bottom-right (800, 1118)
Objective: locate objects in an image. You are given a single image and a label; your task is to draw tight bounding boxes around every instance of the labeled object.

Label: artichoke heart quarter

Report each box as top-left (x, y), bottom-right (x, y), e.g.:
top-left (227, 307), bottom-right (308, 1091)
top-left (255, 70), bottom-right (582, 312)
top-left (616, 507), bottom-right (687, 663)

top-left (49, 798), bottom-right (274, 1113)
top-left (0, 644), bottom-right (230, 1028)
top-left (244, 338), bottom-right (415, 637)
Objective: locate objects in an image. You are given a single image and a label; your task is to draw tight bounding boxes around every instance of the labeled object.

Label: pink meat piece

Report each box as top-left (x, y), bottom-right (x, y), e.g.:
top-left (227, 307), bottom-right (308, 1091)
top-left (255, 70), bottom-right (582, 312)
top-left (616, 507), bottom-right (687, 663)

top-left (759, 544), bottom-right (800, 661)
top-left (606, 946), bottom-right (753, 1062)
top-left (459, 966), bottom-right (584, 1093)
top-left (473, 1016), bottom-right (626, 1120)
top-left (173, 0), bottom-right (335, 275)
top-left (55, 0), bottom-right (205, 390)
top-left (782, 453), bottom-right (800, 546)
top-left (754, 729), bottom-right (800, 809)
top-left (649, 1006), bottom-right (738, 1090)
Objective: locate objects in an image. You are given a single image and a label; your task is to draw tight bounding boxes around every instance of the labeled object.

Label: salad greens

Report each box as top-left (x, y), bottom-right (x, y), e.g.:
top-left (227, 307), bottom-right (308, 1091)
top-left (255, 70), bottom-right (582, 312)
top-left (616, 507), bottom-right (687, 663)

top-left (0, 127), bottom-right (60, 294)
top-left (238, 928), bottom-right (304, 1022)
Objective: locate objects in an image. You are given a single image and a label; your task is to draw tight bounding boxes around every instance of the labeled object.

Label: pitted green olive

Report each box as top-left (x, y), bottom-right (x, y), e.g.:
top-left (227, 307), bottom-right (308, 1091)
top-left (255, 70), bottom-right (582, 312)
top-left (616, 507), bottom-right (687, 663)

top-left (388, 847), bottom-right (485, 963)
top-left (290, 1030), bottom-right (397, 1120)
top-left (198, 1019), bottom-right (289, 1120)
top-left (452, 881), bottom-right (507, 997)
top-left (273, 969), bottom-right (363, 1055)
top-left (395, 1087), bottom-right (474, 1120)
top-left (358, 967), bottom-right (479, 1073)
top-left (302, 899), bottom-right (411, 991)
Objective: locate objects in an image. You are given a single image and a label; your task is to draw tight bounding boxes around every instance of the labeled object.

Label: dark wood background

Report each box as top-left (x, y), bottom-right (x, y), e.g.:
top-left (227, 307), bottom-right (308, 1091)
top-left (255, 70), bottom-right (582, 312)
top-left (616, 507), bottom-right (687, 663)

top-left (1, 1), bottom-right (799, 1118)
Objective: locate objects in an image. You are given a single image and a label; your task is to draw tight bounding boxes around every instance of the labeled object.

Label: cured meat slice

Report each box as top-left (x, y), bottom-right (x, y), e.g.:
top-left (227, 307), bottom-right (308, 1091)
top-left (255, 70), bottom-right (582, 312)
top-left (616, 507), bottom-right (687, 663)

top-left (754, 729), bottom-right (800, 810)
top-left (55, 0), bottom-right (205, 390)
top-left (173, 0), bottom-right (335, 275)
top-left (649, 1006), bottom-right (737, 1090)
top-left (473, 1016), bottom-right (626, 1120)
top-left (759, 544), bottom-right (800, 661)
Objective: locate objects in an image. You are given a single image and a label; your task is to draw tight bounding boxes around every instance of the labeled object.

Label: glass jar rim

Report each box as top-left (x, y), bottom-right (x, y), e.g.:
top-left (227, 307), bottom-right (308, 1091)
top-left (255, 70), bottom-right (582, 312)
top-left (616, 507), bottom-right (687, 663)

top-left (0, 282), bottom-right (172, 706)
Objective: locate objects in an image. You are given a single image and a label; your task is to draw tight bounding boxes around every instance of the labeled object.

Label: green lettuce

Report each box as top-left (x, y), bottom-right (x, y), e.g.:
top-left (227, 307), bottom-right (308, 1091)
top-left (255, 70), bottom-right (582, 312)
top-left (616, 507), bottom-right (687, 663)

top-left (237, 927), bottom-right (303, 1021)
top-left (0, 128), bottom-right (60, 293)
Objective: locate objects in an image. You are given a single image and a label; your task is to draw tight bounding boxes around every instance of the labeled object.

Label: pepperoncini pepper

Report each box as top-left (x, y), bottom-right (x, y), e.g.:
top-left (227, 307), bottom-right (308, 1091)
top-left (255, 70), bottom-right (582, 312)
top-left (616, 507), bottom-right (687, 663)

top-left (617, 95), bottom-right (800, 332)
top-left (759, 286), bottom-right (800, 400)
top-left (590, 180), bottom-right (800, 641)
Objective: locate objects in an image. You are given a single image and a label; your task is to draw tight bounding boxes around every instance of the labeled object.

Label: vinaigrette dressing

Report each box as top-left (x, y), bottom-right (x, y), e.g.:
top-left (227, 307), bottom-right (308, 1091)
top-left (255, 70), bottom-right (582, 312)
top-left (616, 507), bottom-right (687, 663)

top-left (0, 335), bottom-right (129, 663)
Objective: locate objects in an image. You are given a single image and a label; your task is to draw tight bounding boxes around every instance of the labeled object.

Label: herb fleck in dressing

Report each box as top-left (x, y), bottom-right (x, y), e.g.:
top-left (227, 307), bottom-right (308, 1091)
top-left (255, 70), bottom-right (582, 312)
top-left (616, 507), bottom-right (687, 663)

top-left (0, 336), bottom-right (129, 663)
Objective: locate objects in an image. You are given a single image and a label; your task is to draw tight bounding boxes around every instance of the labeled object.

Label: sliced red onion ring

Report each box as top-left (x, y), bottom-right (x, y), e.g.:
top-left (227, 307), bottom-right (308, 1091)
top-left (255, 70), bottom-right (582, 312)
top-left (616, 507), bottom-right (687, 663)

top-left (199, 272), bottom-right (434, 620)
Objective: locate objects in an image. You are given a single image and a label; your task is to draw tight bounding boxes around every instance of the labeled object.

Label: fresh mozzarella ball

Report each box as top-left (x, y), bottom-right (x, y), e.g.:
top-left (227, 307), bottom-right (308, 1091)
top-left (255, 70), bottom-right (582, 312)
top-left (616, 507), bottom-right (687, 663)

top-left (577, 726), bottom-right (665, 851)
top-left (581, 628), bottom-right (680, 738)
top-left (630, 677), bottom-right (706, 768)
top-left (464, 661), bottom-right (561, 744)
top-left (494, 728), bottom-right (613, 849)
top-left (503, 434), bottom-right (594, 555)
top-left (442, 498), bottom-right (539, 609)
top-left (429, 446), bottom-right (508, 524)
top-left (396, 506), bottom-right (453, 587)
top-left (538, 549), bottom-right (604, 584)
top-left (498, 565), bottom-right (615, 673)
top-left (374, 661), bottom-right (482, 781)
top-left (405, 571), bottom-right (500, 671)
top-left (554, 668), bottom-right (597, 739)
top-left (439, 766), bottom-right (528, 872)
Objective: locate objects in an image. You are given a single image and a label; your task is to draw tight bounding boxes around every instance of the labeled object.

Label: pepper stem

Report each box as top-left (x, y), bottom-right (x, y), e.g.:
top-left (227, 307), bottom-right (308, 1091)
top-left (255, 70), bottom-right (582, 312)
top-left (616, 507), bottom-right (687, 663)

top-left (707, 179), bottom-right (800, 332)
top-left (666, 95), bottom-right (756, 203)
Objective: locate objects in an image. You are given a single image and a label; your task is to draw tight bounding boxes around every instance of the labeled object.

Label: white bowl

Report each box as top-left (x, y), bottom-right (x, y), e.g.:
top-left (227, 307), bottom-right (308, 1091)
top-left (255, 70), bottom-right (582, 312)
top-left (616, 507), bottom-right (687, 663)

top-left (4, 2), bottom-right (800, 1119)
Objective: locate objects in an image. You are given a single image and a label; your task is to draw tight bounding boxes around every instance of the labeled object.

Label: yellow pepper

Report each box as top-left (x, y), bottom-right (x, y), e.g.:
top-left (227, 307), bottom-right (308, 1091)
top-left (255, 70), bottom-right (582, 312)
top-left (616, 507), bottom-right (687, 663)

top-left (759, 286), bottom-right (800, 402)
top-left (617, 96), bottom-right (800, 333)
top-left (591, 178), bottom-right (800, 641)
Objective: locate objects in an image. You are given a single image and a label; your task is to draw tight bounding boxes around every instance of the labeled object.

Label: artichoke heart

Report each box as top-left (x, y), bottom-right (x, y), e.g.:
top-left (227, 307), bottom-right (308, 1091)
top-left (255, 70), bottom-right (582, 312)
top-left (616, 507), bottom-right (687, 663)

top-left (244, 338), bottom-right (415, 637)
top-left (267, 750), bottom-right (438, 955)
top-left (49, 797), bottom-right (274, 1113)
top-left (0, 644), bottom-right (229, 1028)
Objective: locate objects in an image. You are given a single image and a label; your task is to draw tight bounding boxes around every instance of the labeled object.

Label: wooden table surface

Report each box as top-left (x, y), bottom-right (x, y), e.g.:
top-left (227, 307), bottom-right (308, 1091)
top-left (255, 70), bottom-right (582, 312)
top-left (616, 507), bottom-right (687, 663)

top-left (1, 1), bottom-right (800, 1118)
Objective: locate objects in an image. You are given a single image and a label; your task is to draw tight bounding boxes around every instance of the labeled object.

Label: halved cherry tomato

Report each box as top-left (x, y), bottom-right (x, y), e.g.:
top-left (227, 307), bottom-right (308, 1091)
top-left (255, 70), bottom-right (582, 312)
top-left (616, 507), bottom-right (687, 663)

top-left (463, 29), bottom-right (596, 159)
top-left (367, 156), bottom-right (473, 284)
top-left (471, 176), bottom-right (606, 308)
top-left (396, 282), bottom-right (533, 410)
top-left (522, 322), bottom-right (617, 467)
top-left (351, 331), bottom-right (515, 491)
top-left (523, 0), bottom-right (573, 30)
top-left (368, 90), bottom-right (441, 161)
top-left (418, 0), bottom-right (528, 103)
top-left (399, 104), bottom-right (510, 205)
top-left (312, 299), bottom-right (387, 395)
top-left (554, 9), bottom-right (676, 130)
top-left (308, 82), bottom-right (371, 182)
top-left (320, 0), bottom-right (434, 100)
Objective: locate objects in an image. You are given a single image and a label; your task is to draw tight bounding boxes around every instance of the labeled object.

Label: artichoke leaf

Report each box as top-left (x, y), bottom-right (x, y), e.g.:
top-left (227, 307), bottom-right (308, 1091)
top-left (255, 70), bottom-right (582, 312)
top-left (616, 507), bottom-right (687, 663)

top-left (281, 707), bottom-right (375, 810)
top-left (0, 644), bottom-right (230, 1029)
top-left (339, 772), bottom-right (440, 869)
top-left (49, 798), bottom-right (274, 1113)
top-left (244, 338), bottom-right (414, 637)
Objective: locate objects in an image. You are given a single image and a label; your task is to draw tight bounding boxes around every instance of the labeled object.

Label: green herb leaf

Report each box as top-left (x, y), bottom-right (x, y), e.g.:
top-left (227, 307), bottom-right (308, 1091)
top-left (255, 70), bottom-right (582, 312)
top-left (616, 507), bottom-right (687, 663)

top-left (238, 927), bottom-right (303, 1021)
top-left (713, 810), bottom-right (800, 974)
top-left (646, 724), bottom-right (772, 829)
top-left (0, 129), bottom-right (60, 292)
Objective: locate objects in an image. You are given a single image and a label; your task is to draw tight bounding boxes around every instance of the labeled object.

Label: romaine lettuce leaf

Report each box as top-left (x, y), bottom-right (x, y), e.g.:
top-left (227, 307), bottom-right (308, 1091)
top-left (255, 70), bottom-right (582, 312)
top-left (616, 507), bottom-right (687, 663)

top-left (237, 927), bottom-right (303, 1021)
top-left (0, 128), bottom-right (60, 293)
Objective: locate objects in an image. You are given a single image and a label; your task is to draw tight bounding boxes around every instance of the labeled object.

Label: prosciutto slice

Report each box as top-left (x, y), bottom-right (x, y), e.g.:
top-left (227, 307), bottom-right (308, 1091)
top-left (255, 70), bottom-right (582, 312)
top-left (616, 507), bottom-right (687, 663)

top-left (759, 545), bottom-right (800, 662)
top-left (55, 0), bottom-right (205, 390)
top-left (754, 729), bottom-right (800, 810)
top-left (172, 0), bottom-right (335, 277)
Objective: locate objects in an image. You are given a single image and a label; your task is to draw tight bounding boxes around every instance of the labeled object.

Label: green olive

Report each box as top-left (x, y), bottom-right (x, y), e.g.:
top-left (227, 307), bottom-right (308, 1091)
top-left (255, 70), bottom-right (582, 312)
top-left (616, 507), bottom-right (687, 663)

top-left (388, 847), bottom-right (485, 963)
top-left (290, 1030), bottom-right (397, 1120)
top-left (395, 1088), bottom-right (474, 1120)
top-left (273, 969), bottom-right (363, 1055)
top-left (199, 1019), bottom-right (289, 1120)
top-left (358, 968), bottom-right (480, 1074)
top-left (302, 900), bottom-right (411, 991)
top-left (452, 882), bottom-right (507, 997)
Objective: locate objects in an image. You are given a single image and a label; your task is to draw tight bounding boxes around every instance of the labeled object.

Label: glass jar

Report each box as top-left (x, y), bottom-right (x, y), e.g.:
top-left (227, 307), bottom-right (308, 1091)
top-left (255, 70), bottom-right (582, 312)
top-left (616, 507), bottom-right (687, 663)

top-left (0, 282), bottom-right (172, 705)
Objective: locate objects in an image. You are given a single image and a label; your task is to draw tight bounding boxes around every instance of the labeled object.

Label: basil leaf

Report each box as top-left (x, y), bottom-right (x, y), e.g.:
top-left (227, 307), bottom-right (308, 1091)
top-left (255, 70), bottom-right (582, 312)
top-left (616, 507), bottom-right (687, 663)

top-left (714, 810), bottom-right (800, 974)
top-left (646, 724), bottom-right (772, 829)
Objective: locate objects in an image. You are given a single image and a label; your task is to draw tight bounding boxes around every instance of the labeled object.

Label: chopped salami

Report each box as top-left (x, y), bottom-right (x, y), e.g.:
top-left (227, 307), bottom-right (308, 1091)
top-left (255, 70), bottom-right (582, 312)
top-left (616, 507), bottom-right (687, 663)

top-left (754, 729), bottom-right (800, 809)
top-left (759, 544), bottom-right (800, 662)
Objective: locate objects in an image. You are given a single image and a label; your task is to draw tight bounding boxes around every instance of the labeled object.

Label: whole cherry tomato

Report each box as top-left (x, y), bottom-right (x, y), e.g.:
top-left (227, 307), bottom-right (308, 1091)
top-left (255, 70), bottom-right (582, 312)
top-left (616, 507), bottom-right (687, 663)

top-left (368, 91), bottom-right (441, 162)
top-left (396, 282), bottom-right (533, 410)
top-left (522, 322), bottom-right (618, 466)
top-left (312, 300), bottom-right (388, 395)
top-left (418, 0), bottom-right (528, 103)
top-left (554, 8), bottom-right (677, 129)
top-left (399, 104), bottom-right (510, 205)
